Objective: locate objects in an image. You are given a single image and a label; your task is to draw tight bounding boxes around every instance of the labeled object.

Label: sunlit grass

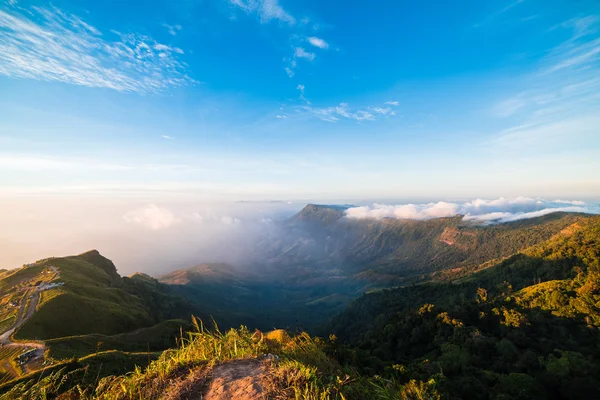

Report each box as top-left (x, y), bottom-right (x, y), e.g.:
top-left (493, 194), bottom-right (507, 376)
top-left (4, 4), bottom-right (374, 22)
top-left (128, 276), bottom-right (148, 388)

top-left (0, 317), bottom-right (441, 400)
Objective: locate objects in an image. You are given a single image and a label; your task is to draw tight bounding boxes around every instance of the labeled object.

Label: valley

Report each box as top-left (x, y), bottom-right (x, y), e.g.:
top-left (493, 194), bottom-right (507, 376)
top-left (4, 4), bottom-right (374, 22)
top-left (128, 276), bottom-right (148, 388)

top-left (0, 205), bottom-right (598, 399)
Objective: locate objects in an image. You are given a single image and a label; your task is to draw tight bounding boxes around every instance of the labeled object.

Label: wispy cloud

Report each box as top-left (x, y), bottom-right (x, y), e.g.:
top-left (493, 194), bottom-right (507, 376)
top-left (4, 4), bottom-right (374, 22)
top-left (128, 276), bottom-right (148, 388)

top-left (542, 16), bottom-right (600, 74)
top-left (294, 47), bottom-right (315, 62)
top-left (229, 0), bottom-right (331, 78)
top-left (285, 66), bottom-right (295, 77)
top-left (300, 101), bottom-right (398, 123)
top-left (123, 204), bottom-right (180, 230)
top-left (163, 23), bottom-right (182, 36)
top-left (474, 0), bottom-right (526, 27)
top-left (544, 39), bottom-right (600, 74)
top-left (284, 46), bottom-right (316, 76)
top-left (489, 15), bottom-right (600, 149)
top-left (385, 101), bottom-right (399, 106)
top-left (161, 135), bottom-right (175, 140)
top-left (490, 114), bottom-right (600, 151)
top-left (493, 96), bottom-right (526, 117)
top-left (307, 36), bottom-right (328, 49)
top-left (0, 6), bottom-right (194, 92)
top-left (229, 0), bottom-right (295, 25)
top-left (369, 106), bottom-right (395, 116)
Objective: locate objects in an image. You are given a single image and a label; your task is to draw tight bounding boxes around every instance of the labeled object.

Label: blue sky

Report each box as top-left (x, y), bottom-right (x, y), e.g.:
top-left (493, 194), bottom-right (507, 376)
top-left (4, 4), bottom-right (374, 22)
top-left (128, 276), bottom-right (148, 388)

top-left (1, 0), bottom-right (599, 201)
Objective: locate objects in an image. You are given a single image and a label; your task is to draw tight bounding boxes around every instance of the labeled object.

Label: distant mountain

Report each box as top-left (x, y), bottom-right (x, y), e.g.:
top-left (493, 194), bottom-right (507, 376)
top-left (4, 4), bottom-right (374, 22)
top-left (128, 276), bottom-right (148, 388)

top-left (259, 207), bottom-right (592, 288)
top-left (291, 203), bottom-right (350, 225)
top-left (158, 263), bottom-right (239, 286)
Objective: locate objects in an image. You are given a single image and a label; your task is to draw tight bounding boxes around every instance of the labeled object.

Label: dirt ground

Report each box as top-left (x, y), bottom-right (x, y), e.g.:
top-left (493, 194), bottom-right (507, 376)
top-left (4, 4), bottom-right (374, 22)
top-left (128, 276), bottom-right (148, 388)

top-left (202, 359), bottom-right (268, 400)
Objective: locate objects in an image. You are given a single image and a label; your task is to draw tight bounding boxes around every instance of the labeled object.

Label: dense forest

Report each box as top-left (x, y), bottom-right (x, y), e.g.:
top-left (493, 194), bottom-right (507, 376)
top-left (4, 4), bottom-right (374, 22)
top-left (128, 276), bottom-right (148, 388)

top-left (329, 216), bottom-right (600, 399)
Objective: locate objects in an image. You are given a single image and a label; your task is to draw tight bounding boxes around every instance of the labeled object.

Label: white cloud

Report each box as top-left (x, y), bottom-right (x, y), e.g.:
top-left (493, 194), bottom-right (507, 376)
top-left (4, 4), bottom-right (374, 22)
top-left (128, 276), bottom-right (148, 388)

top-left (307, 36), bottom-right (328, 49)
top-left (163, 24), bottom-right (182, 36)
top-left (385, 101), bottom-right (399, 106)
top-left (553, 199), bottom-right (586, 205)
top-left (294, 47), bottom-right (315, 62)
top-left (489, 17), bottom-right (600, 149)
top-left (296, 84), bottom-right (305, 94)
top-left (123, 204), bottom-right (180, 230)
top-left (345, 197), bottom-right (597, 223)
top-left (161, 135), bottom-right (175, 140)
top-left (544, 38), bottom-right (600, 74)
top-left (493, 96), bottom-right (526, 117)
top-left (490, 114), bottom-right (600, 150)
top-left (0, 6), bottom-right (193, 92)
top-left (463, 207), bottom-right (589, 223)
top-left (346, 202), bottom-right (459, 220)
top-left (229, 1), bottom-right (330, 78)
top-left (369, 106), bottom-right (393, 115)
top-left (229, 0), bottom-right (295, 25)
top-left (490, 15), bottom-right (600, 154)
top-left (543, 16), bottom-right (600, 74)
top-left (473, 0), bottom-right (526, 28)
top-left (301, 101), bottom-right (398, 123)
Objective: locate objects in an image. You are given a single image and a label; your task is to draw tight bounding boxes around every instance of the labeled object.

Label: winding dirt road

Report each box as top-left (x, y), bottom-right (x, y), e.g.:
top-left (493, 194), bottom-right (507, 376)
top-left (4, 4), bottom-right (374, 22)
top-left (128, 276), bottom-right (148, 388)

top-left (0, 266), bottom-right (59, 378)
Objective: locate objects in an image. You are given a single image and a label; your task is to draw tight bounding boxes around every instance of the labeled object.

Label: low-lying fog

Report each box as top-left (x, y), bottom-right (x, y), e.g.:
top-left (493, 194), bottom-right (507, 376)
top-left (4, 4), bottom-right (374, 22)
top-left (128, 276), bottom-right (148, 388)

top-left (0, 197), bottom-right (306, 275)
top-left (1, 196), bottom-right (598, 276)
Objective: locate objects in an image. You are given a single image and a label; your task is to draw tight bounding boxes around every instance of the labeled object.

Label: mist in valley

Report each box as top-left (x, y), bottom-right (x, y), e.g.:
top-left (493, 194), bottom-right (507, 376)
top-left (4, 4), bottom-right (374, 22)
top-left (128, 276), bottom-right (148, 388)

top-left (0, 197), bottom-right (304, 276)
top-left (1, 196), bottom-right (598, 279)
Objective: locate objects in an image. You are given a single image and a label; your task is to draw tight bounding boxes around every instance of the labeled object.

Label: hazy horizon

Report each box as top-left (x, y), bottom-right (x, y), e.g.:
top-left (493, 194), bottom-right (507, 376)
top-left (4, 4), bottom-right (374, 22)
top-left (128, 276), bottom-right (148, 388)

top-left (1, 195), bottom-right (598, 275)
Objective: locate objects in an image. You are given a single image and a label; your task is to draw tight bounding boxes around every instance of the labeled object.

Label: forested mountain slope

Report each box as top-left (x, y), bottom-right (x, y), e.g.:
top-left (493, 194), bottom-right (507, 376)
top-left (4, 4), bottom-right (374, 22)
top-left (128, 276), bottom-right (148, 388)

top-left (329, 215), bottom-right (600, 399)
top-left (258, 206), bottom-right (592, 287)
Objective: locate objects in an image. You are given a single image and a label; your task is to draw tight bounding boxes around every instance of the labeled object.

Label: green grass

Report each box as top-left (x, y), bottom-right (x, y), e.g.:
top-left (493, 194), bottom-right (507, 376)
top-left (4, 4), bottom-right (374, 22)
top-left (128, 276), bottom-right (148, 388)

top-left (0, 266), bottom-right (45, 292)
top-left (0, 350), bottom-right (159, 399)
top-left (0, 347), bottom-right (22, 367)
top-left (44, 319), bottom-right (191, 359)
top-left (0, 315), bottom-right (15, 334)
top-left (12, 254), bottom-right (157, 341)
top-left (15, 291), bottom-right (152, 340)
top-left (37, 287), bottom-right (64, 308)
top-left (0, 319), bottom-right (441, 399)
top-left (0, 346), bottom-right (25, 383)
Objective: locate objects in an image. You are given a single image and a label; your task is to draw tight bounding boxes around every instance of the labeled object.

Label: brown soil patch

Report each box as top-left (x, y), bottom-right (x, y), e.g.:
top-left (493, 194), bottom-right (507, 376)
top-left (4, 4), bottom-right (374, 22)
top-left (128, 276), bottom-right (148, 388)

top-left (202, 359), bottom-right (268, 400)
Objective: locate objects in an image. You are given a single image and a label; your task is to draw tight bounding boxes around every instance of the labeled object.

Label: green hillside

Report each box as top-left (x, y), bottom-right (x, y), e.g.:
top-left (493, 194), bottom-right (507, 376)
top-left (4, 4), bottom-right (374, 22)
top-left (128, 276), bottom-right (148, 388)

top-left (329, 215), bottom-right (600, 399)
top-left (12, 251), bottom-right (204, 340)
top-left (44, 319), bottom-right (192, 359)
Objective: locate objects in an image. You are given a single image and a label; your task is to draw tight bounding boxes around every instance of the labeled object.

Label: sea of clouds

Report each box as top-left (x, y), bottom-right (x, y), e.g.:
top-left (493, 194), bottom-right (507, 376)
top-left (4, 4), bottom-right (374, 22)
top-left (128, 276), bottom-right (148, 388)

top-left (344, 197), bottom-right (599, 223)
